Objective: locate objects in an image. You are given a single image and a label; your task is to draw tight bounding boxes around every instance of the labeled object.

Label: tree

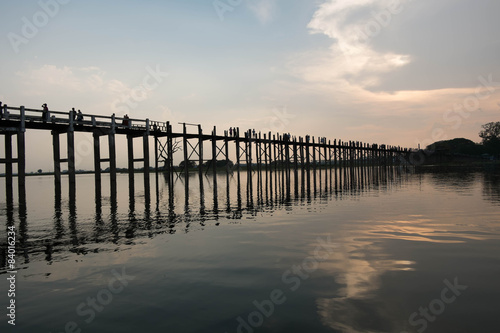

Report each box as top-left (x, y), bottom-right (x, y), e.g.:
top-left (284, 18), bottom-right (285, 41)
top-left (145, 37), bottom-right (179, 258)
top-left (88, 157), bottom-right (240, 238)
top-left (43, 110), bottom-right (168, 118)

top-left (479, 122), bottom-right (500, 144)
top-left (37, 169), bottom-right (42, 173)
top-left (479, 122), bottom-right (500, 155)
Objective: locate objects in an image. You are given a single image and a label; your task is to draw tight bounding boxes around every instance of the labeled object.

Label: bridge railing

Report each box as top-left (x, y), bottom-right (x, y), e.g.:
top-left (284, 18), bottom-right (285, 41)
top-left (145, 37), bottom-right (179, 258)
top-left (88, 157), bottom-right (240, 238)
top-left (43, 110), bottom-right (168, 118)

top-left (0, 103), bottom-right (168, 133)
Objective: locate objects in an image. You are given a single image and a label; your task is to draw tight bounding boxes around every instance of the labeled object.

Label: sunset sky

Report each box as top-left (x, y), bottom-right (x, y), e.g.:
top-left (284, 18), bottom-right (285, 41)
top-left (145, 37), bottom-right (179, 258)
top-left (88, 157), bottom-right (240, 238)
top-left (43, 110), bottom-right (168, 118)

top-left (1, 0), bottom-right (500, 172)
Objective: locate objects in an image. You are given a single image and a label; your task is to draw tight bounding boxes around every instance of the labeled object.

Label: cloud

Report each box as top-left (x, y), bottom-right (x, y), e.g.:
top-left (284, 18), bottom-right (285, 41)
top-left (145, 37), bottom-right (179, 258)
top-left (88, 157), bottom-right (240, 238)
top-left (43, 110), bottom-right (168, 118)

top-left (13, 65), bottom-right (160, 117)
top-left (246, 0), bottom-right (279, 24)
top-left (304, 0), bottom-right (412, 90)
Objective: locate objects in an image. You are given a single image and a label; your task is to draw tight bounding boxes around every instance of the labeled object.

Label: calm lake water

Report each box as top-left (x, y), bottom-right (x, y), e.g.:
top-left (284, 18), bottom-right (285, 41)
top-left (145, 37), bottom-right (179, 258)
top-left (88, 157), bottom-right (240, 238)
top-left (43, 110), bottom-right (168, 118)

top-left (1, 167), bottom-right (500, 333)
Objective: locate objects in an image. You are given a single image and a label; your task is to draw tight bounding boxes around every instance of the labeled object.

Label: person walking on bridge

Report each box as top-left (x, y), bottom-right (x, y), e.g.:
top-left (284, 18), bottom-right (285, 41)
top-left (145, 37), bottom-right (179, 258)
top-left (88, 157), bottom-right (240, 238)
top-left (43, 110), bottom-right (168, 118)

top-left (42, 103), bottom-right (49, 123)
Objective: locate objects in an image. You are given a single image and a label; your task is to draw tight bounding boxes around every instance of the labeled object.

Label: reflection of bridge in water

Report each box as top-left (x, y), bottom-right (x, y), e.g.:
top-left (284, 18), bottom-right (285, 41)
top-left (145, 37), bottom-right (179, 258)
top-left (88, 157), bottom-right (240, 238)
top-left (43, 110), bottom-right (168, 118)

top-left (1, 165), bottom-right (407, 269)
top-left (1, 103), bottom-right (413, 207)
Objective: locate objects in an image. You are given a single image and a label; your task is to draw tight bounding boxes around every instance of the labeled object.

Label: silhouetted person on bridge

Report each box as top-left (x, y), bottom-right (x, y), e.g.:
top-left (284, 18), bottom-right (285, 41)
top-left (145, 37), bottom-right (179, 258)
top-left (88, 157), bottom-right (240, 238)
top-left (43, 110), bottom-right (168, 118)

top-left (122, 114), bottom-right (130, 127)
top-left (70, 108), bottom-right (77, 122)
top-left (77, 110), bottom-right (83, 123)
top-left (42, 103), bottom-right (49, 123)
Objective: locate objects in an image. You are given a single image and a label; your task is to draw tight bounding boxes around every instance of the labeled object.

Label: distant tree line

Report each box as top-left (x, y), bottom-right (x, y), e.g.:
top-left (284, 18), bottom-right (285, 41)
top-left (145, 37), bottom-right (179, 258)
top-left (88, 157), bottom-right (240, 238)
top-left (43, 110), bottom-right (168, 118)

top-left (426, 121), bottom-right (500, 158)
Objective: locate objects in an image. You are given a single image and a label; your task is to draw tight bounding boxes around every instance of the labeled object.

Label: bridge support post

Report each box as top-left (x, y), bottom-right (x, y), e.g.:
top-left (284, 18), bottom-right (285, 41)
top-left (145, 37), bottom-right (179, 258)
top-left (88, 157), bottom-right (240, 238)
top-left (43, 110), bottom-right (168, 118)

top-left (212, 126), bottom-right (217, 174)
top-left (52, 131), bottom-right (61, 191)
top-left (67, 130), bottom-right (76, 193)
top-left (143, 132), bottom-right (150, 199)
top-left (235, 128), bottom-right (240, 173)
top-left (198, 125), bottom-right (204, 178)
top-left (93, 132), bottom-right (101, 199)
top-left (17, 107), bottom-right (26, 203)
top-left (4, 133), bottom-right (13, 203)
top-left (225, 131), bottom-right (230, 174)
top-left (127, 134), bottom-right (134, 196)
top-left (108, 133), bottom-right (117, 196)
top-left (167, 123), bottom-right (174, 184)
top-left (183, 123), bottom-right (189, 184)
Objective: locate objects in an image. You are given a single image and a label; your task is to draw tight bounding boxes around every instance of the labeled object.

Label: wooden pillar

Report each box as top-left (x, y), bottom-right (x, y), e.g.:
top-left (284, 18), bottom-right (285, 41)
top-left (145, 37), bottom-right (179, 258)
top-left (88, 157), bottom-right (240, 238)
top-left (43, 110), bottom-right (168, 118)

top-left (299, 137), bottom-right (304, 169)
top-left (273, 135), bottom-right (277, 173)
top-left (127, 134), bottom-right (134, 184)
top-left (268, 132), bottom-right (272, 173)
top-left (293, 138), bottom-right (298, 171)
top-left (5, 133), bottom-right (13, 198)
top-left (285, 135), bottom-right (290, 170)
top-left (312, 137), bottom-right (317, 170)
top-left (323, 140), bottom-right (327, 169)
top-left (198, 125), bottom-right (204, 176)
top-left (257, 132), bottom-right (262, 173)
top-left (212, 126), bottom-right (217, 174)
top-left (328, 140), bottom-right (332, 168)
top-left (333, 139), bottom-right (337, 167)
top-left (17, 107), bottom-right (26, 200)
top-left (143, 132), bottom-right (150, 196)
top-left (305, 136), bottom-right (310, 170)
top-left (93, 132), bottom-right (101, 194)
top-left (264, 134), bottom-right (269, 173)
top-left (154, 133), bottom-right (160, 203)
top-left (225, 131), bottom-right (230, 174)
top-left (108, 132), bottom-right (117, 195)
top-left (67, 130), bottom-right (76, 191)
top-left (52, 131), bottom-right (61, 188)
top-left (167, 123), bottom-right (174, 184)
top-left (236, 128), bottom-right (240, 172)
top-left (183, 123), bottom-right (189, 180)
top-left (248, 130), bottom-right (252, 172)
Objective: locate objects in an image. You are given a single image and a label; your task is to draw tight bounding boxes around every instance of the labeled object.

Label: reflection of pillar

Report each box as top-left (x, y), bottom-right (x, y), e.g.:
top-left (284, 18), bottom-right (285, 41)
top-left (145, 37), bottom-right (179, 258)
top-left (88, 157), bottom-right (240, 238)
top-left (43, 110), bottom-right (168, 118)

top-left (225, 172), bottom-right (230, 212)
top-left (18, 174), bottom-right (28, 263)
top-left (94, 188), bottom-right (104, 243)
top-left (236, 171), bottom-right (242, 213)
top-left (110, 185), bottom-right (119, 243)
top-left (199, 170), bottom-right (205, 217)
top-left (69, 181), bottom-right (78, 246)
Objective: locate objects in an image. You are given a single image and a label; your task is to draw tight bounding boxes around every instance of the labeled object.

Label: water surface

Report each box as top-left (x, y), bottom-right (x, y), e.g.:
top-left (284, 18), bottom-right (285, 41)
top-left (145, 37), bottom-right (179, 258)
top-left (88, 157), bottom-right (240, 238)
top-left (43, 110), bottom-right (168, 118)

top-left (1, 167), bottom-right (499, 332)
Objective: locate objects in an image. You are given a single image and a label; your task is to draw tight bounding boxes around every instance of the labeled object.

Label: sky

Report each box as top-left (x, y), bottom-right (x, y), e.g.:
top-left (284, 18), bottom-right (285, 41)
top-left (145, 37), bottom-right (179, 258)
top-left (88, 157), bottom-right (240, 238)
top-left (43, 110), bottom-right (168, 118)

top-left (1, 0), bottom-right (500, 172)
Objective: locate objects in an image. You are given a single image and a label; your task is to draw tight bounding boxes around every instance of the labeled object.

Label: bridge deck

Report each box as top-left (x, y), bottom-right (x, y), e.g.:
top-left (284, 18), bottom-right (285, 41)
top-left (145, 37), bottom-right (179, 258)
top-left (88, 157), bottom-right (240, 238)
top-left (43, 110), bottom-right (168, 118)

top-left (0, 104), bottom-right (407, 151)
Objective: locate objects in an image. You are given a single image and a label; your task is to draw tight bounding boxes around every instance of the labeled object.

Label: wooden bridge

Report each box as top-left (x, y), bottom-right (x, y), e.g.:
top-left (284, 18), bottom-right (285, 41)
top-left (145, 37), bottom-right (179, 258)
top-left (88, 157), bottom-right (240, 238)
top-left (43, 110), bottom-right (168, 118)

top-left (0, 102), bottom-right (412, 203)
